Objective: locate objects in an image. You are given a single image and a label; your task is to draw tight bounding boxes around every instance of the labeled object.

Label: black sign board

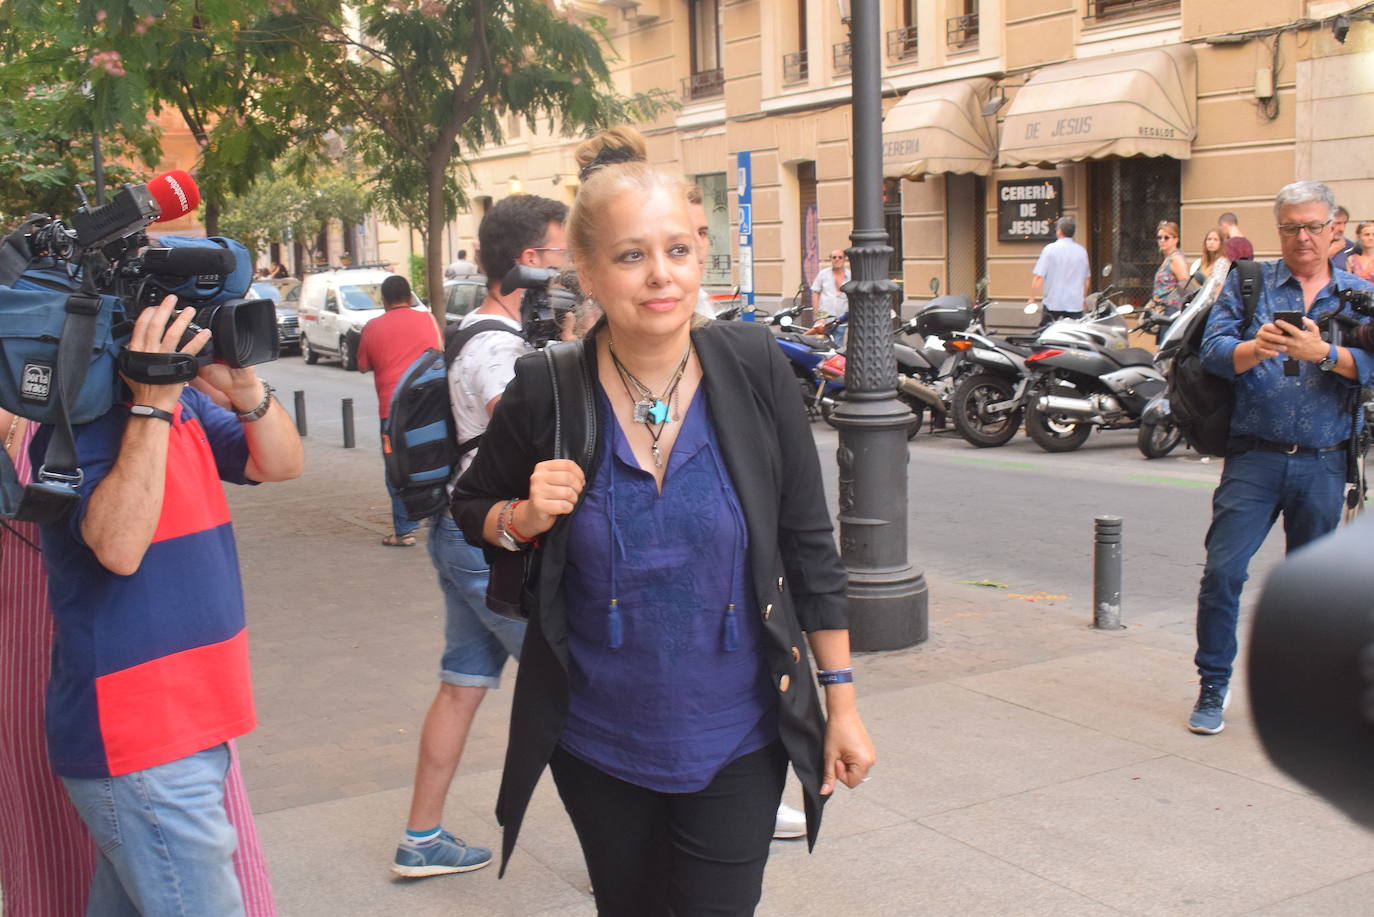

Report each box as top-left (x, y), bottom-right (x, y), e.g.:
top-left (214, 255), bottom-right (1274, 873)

top-left (997, 177), bottom-right (1063, 242)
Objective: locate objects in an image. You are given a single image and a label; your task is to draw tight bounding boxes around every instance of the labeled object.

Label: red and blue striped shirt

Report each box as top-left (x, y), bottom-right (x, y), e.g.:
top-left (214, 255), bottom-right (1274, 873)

top-left (32, 387), bottom-right (257, 779)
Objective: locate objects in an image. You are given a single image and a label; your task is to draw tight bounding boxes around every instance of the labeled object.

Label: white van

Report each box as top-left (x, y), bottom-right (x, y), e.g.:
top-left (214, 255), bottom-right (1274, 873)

top-left (296, 268), bottom-right (425, 370)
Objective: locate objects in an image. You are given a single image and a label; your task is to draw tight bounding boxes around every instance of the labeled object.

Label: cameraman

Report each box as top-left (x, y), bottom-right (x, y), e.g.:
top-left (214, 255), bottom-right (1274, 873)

top-left (29, 295), bottom-right (302, 913)
top-left (1188, 181), bottom-right (1374, 737)
top-left (391, 194), bottom-right (567, 878)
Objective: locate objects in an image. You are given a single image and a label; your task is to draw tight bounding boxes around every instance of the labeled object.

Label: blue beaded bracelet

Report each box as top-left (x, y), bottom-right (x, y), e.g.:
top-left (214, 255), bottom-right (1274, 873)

top-left (816, 667), bottom-right (854, 686)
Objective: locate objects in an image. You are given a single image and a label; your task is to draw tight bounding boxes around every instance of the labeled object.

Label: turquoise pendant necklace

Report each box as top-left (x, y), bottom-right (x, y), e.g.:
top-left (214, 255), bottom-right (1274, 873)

top-left (608, 340), bottom-right (693, 468)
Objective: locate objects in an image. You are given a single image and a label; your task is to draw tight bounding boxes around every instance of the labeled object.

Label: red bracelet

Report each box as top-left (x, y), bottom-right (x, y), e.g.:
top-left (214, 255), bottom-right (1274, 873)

top-left (506, 498), bottom-right (537, 543)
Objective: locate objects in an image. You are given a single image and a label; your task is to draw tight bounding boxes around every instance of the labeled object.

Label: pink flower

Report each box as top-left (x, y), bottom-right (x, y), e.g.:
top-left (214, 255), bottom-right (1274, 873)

top-left (419, 0), bottom-right (444, 16)
top-left (90, 49), bottom-right (126, 76)
top-left (95, 9), bottom-right (107, 23)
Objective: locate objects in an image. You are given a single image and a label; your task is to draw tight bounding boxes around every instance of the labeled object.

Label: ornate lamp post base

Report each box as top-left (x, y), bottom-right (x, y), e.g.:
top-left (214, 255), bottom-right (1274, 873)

top-left (832, 3), bottom-right (928, 652)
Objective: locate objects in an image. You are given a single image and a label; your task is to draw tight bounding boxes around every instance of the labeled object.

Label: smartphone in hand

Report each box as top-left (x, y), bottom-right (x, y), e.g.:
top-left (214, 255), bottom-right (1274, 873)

top-left (1272, 310), bottom-right (1304, 376)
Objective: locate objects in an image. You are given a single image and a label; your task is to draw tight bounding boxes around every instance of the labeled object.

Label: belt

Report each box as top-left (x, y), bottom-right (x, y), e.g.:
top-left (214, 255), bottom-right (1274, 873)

top-left (1230, 437), bottom-right (1347, 456)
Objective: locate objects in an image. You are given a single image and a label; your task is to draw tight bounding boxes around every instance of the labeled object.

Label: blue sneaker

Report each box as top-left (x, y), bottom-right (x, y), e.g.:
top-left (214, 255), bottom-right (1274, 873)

top-left (1188, 684), bottom-right (1231, 735)
top-left (392, 831), bottom-right (492, 878)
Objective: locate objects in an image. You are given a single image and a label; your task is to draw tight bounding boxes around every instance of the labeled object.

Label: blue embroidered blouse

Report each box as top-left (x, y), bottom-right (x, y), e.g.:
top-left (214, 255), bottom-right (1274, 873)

top-left (1202, 260), bottom-right (1374, 449)
top-left (559, 386), bottom-right (777, 792)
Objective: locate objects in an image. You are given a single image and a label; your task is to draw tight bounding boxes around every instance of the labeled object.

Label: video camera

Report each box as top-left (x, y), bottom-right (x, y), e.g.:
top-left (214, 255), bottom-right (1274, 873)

top-left (0, 171), bottom-right (278, 524)
top-left (1336, 287), bottom-right (1374, 351)
top-left (500, 265), bottom-right (580, 348)
top-left (7, 171), bottom-right (278, 379)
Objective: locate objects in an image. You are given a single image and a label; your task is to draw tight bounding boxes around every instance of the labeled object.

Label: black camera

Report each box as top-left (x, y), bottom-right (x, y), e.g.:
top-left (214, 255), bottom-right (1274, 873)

top-left (1250, 514), bottom-right (1374, 829)
top-left (500, 265), bottom-right (580, 348)
top-left (121, 244), bottom-right (277, 369)
top-left (1333, 288), bottom-right (1374, 352)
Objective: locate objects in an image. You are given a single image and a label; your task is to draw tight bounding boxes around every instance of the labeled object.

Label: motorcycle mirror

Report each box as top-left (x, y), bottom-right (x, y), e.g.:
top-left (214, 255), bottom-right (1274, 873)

top-left (1023, 302), bottom-right (1040, 315)
top-left (976, 277), bottom-right (989, 295)
top-left (1116, 304), bottom-right (1134, 316)
top-left (1101, 263), bottom-right (1114, 278)
top-left (928, 277), bottom-right (940, 295)
top-left (778, 315), bottom-right (793, 328)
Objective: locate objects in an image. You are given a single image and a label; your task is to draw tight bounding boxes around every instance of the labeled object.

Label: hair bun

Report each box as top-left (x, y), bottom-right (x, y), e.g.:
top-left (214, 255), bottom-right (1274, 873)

top-left (579, 146), bottom-right (640, 182)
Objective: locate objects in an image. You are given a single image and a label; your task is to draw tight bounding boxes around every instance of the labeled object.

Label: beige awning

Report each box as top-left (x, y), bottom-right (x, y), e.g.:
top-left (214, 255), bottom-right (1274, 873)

top-left (883, 78), bottom-right (997, 179)
top-left (998, 45), bottom-right (1197, 167)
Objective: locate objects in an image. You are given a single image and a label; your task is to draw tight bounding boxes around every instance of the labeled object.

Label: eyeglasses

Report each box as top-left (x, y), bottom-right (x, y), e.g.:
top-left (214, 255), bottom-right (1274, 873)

top-left (1156, 235), bottom-right (1174, 241)
top-left (528, 246), bottom-right (565, 254)
top-left (830, 255), bottom-right (845, 260)
top-left (1276, 220), bottom-right (1331, 237)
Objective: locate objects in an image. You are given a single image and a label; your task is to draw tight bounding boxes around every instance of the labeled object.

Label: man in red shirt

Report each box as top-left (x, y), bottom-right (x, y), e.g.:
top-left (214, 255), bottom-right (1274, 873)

top-left (357, 275), bottom-right (441, 546)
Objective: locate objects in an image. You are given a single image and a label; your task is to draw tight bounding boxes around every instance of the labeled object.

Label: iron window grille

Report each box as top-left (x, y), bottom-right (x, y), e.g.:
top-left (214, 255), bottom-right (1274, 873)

top-left (681, 68), bottom-right (725, 101)
top-left (946, 12), bottom-right (978, 48)
top-left (833, 41), bottom-right (852, 74)
top-left (886, 26), bottom-right (919, 60)
top-left (783, 50), bottom-right (809, 84)
top-left (1086, 0), bottom-right (1177, 19)
top-left (709, 253), bottom-right (732, 273)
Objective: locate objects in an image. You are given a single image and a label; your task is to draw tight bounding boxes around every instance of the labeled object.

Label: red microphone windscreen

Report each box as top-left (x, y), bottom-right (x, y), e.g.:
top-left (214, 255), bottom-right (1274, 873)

top-left (147, 170), bottom-right (200, 222)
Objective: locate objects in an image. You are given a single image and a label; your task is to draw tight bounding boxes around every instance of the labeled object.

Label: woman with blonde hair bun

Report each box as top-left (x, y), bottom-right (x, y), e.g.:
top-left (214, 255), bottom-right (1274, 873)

top-left (453, 128), bottom-right (875, 915)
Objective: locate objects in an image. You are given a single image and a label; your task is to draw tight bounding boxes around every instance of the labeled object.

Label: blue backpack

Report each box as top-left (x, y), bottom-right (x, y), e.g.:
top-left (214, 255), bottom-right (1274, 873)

top-left (383, 320), bottom-right (522, 522)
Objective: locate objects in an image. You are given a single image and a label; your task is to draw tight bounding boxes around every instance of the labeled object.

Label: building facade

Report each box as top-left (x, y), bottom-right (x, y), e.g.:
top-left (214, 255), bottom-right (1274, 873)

top-left (423, 0), bottom-right (1371, 310)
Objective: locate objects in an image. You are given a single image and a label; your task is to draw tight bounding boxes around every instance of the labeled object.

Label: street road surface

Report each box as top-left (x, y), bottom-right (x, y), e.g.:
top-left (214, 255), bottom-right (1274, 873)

top-left (267, 349), bottom-right (1289, 627)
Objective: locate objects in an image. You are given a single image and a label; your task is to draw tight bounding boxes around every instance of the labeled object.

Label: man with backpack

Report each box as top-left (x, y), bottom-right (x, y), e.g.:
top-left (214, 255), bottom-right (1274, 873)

top-left (392, 194), bottom-right (568, 878)
top-left (357, 275), bottom-right (441, 547)
top-left (1188, 181), bottom-right (1374, 736)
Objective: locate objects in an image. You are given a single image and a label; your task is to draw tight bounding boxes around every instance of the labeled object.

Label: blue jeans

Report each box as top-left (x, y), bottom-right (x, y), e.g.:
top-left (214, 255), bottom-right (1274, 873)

top-left (429, 514), bottom-right (525, 688)
top-left (61, 744), bottom-right (243, 917)
top-left (381, 419), bottom-right (419, 536)
top-left (1195, 448), bottom-right (1346, 686)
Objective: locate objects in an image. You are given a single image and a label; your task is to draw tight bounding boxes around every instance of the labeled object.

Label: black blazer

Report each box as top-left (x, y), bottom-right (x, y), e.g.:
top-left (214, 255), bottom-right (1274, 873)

top-left (452, 320), bottom-right (849, 873)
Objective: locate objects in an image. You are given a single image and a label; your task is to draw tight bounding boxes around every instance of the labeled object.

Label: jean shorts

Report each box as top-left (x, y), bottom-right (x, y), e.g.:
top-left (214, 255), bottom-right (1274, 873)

top-left (428, 514), bottom-right (526, 688)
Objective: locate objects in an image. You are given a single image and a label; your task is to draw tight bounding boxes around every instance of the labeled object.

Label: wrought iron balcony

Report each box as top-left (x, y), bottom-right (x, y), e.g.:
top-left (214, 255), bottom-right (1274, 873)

top-left (783, 50), bottom-right (809, 84)
top-left (1086, 0), bottom-right (1177, 18)
top-left (681, 68), bottom-right (725, 101)
top-left (708, 253), bottom-right (732, 273)
top-left (886, 26), bottom-right (918, 60)
top-left (946, 12), bottom-right (978, 48)
top-left (833, 41), bottom-right (852, 74)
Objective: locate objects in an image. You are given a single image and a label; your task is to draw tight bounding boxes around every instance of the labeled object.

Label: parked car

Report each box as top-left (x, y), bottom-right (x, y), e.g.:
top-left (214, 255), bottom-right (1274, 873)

top-left (296, 268), bottom-right (426, 370)
top-left (249, 281), bottom-right (301, 354)
top-left (442, 274), bottom-right (487, 326)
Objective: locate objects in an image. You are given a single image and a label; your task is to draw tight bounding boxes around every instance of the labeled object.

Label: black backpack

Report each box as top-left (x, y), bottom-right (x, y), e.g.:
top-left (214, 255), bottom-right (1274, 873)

top-left (1168, 259), bottom-right (1262, 458)
top-left (383, 320), bottom-right (523, 521)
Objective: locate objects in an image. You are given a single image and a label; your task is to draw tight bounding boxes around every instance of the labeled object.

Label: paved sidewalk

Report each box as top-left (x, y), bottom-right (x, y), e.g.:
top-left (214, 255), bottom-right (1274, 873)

top-left (232, 429), bottom-right (1374, 916)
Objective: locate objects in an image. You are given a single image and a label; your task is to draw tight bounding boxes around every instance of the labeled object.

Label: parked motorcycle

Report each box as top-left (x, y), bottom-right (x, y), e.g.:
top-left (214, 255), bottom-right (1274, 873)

top-left (945, 320), bottom-right (1037, 448)
top-left (1134, 308), bottom-right (1187, 458)
top-left (1016, 274), bottom-right (1167, 453)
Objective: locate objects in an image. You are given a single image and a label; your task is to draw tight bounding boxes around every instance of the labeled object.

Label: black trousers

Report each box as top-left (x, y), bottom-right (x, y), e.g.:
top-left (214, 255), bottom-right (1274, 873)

top-left (549, 740), bottom-right (788, 917)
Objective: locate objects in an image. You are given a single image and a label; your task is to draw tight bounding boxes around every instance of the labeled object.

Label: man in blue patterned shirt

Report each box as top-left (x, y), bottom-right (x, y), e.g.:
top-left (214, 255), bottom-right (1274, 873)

top-left (1190, 181), bottom-right (1374, 735)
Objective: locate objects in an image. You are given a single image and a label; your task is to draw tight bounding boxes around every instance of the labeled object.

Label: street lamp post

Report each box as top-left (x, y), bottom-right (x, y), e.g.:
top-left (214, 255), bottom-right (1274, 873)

top-left (831, 0), bottom-right (928, 650)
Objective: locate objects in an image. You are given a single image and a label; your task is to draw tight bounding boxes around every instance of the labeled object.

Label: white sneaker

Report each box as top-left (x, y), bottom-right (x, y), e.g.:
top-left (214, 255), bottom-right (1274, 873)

top-left (773, 802), bottom-right (806, 839)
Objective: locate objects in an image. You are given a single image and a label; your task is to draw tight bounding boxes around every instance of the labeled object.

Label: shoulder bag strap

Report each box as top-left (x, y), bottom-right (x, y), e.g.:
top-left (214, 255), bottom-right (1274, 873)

top-left (542, 339), bottom-right (596, 472)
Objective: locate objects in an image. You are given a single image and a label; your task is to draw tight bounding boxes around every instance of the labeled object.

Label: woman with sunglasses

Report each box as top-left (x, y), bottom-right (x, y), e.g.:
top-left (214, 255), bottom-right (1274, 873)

top-left (1151, 221), bottom-right (1191, 340)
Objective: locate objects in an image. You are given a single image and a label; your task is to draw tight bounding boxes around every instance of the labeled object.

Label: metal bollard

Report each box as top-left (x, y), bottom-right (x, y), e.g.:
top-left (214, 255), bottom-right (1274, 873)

top-left (293, 390), bottom-right (307, 437)
top-left (1093, 515), bottom-right (1124, 630)
top-left (342, 397), bottom-right (355, 449)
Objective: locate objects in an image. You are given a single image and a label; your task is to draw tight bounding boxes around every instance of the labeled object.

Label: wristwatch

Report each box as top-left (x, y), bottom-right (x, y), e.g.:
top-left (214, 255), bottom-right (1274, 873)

top-left (129, 404), bottom-right (174, 423)
top-left (1318, 343), bottom-right (1338, 372)
top-left (236, 380), bottom-right (275, 421)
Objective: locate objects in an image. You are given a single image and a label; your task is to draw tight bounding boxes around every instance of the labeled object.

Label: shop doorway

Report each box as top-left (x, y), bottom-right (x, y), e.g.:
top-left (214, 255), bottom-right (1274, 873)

top-left (945, 173), bottom-right (987, 298)
top-left (1087, 158), bottom-right (1181, 307)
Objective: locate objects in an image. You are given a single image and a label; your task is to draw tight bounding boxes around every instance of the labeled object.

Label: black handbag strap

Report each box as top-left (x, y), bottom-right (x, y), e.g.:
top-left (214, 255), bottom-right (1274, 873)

top-left (543, 340), bottom-right (596, 472)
